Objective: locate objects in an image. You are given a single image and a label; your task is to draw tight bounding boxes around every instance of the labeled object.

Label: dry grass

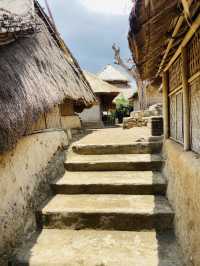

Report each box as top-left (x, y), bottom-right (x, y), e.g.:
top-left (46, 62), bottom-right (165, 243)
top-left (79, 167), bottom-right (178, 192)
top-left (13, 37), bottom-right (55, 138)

top-left (0, 15), bottom-right (95, 153)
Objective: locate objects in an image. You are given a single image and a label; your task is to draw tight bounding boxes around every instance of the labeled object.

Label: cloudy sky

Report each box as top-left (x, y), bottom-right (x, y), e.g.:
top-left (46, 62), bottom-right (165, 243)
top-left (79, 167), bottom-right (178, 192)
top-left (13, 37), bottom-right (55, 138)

top-left (38, 0), bottom-right (133, 75)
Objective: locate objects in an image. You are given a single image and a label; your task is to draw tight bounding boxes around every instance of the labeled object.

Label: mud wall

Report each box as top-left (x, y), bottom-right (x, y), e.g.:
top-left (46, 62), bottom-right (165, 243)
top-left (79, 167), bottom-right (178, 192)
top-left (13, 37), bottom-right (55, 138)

top-left (0, 130), bottom-right (68, 263)
top-left (163, 139), bottom-right (200, 266)
top-left (61, 115), bottom-right (81, 129)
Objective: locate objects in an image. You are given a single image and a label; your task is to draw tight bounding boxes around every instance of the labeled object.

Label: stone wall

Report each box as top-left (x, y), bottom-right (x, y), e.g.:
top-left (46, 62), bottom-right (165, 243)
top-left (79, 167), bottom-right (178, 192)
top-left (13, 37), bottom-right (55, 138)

top-left (0, 130), bottom-right (69, 264)
top-left (163, 139), bottom-right (200, 266)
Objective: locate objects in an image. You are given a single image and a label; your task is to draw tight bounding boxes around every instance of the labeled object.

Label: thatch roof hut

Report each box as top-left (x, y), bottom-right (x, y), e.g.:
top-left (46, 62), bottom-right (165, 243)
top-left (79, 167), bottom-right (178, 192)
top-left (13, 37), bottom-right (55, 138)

top-left (0, 0), bottom-right (96, 153)
top-left (98, 65), bottom-right (130, 85)
top-left (79, 71), bottom-right (120, 128)
top-left (98, 65), bottom-right (133, 102)
top-left (84, 70), bottom-right (120, 96)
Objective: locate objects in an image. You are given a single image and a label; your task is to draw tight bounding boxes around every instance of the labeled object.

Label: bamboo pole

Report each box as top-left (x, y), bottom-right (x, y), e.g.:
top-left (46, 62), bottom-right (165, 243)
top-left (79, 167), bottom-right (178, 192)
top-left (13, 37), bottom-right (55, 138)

top-left (181, 47), bottom-right (190, 150)
top-left (157, 0), bottom-right (193, 76)
top-left (165, 14), bottom-right (200, 71)
top-left (162, 72), bottom-right (169, 139)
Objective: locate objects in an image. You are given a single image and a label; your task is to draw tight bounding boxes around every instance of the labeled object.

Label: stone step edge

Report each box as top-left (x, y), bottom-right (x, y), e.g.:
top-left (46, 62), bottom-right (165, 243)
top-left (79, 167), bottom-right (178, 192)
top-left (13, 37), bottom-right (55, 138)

top-left (51, 183), bottom-right (166, 195)
top-left (72, 142), bottom-right (163, 155)
top-left (64, 161), bottom-right (163, 171)
top-left (38, 210), bottom-right (174, 231)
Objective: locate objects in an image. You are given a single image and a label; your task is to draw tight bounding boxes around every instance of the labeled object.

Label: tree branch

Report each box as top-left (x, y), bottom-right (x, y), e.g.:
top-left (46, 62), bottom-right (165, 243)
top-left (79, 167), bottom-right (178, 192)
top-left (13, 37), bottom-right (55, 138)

top-left (112, 43), bottom-right (139, 81)
top-left (112, 43), bottom-right (147, 110)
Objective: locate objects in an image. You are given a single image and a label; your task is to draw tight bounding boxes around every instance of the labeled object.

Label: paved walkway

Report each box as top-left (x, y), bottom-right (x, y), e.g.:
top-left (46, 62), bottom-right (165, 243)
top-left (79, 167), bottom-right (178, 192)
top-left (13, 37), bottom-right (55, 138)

top-left (78, 126), bottom-right (151, 145)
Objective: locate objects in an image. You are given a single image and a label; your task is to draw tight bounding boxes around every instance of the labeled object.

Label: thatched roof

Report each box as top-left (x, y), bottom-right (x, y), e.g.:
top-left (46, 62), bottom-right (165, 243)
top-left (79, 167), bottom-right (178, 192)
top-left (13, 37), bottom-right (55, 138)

top-left (84, 71), bottom-right (120, 96)
top-left (98, 65), bottom-right (130, 83)
top-left (114, 88), bottom-right (134, 102)
top-left (0, 0), bottom-right (37, 45)
top-left (0, 3), bottom-right (96, 153)
top-left (128, 0), bottom-right (182, 80)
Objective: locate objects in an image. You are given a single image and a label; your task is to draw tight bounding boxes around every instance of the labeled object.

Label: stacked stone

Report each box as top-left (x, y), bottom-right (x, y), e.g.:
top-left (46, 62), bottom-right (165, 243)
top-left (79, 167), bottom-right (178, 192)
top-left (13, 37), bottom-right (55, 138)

top-left (123, 117), bottom-right (148, 129)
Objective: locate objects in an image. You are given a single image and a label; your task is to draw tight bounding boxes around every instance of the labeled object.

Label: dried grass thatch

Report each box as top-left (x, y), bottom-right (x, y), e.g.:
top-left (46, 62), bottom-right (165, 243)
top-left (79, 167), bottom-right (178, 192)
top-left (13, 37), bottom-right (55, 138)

top-left (0, 0), bottom-right (37, 45)
top-left (128, 0), bottom-right (181, 80)
top-left (84, 71), bottom-right (120, 96)
top-left (98, 65), bottom-right (130, 83)
top-left (0, 14), bottom-right (95, 153)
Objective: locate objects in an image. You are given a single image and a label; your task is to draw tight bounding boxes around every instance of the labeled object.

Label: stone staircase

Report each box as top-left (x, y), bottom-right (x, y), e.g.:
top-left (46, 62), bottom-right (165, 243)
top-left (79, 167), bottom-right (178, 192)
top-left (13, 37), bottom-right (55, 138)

top-left (12, 139), bottom-right (183, 265)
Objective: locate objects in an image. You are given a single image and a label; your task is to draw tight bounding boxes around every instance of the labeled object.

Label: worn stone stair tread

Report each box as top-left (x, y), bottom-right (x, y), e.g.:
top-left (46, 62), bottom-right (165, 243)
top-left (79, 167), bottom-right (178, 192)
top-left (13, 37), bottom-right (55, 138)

top-left (13, 229), bottom-right (183, 266)
top-left (40, 195), bottom-right (173, 230)
top-left (42, 194), bottom-right (172, 214)
top-left (65, 153), bottom-right (163, 171)
top-left (72, 142), bottom-right (163, 155)
top-left (67, 152), bottom-right (162, 162)
top-left (51, 171), bottom-right (166, 195)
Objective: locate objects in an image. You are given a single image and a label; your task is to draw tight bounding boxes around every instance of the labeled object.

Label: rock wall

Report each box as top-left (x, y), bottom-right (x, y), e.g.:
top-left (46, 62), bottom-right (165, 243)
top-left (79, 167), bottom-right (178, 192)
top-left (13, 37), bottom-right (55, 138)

top-left (163, 139), bottom-right (200, 266)
top-left (0, 130), bottom-right (68, 264)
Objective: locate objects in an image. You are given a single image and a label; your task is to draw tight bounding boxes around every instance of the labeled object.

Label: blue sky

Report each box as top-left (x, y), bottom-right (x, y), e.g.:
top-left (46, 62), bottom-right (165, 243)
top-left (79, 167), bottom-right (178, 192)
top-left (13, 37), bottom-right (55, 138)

top-left (38, 0), bottom-right (133, 75)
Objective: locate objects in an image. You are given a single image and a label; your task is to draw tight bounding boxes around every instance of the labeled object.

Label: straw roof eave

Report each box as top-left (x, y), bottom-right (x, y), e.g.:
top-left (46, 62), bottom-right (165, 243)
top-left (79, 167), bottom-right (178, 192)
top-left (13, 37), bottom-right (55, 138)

top-left (0, 13), bottom-right (96, 153)
top-left (128, 0), bottom-right (182, 81)
top-left (98, 65), bottom-right (130, 83)
top-left (84, 71), bottom-right (120, 95)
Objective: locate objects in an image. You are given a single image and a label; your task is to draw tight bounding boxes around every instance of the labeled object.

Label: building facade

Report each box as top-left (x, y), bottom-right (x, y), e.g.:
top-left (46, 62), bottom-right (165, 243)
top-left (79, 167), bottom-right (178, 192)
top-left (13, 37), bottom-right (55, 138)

top-left (129, 1), bottom-right (200, 265)
top-left (80, 71), bottom-right (120, 128)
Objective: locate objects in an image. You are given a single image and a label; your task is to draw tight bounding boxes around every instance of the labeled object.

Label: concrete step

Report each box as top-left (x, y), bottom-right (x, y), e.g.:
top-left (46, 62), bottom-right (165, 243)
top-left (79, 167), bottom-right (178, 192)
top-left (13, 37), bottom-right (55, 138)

top-left (72, 142), bottom-right (163, 155)
top-left (38, 195), bottom-right (174, 231)
top-left (12, 229), bottom-right (183, 266)
top-left (65, 153), bottom-right (163, 171)
top-left (52, 171), bottom-right (166, 195)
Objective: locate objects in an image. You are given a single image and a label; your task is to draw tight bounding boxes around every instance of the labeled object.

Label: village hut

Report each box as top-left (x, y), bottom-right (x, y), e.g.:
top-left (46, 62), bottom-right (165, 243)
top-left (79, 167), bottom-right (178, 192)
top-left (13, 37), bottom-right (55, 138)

top-left (129, 91), bottom-right (140, 111)
top-left (98, 64), bottom-right (133, 102)
top-left (0, 0), bottom-right (96, 153)
top-left (0, 0), bottom-right (96, 262)
top-left (129, 1), bottom-right (200, 265)
top-left (80, 71), bottom-right (120, 127)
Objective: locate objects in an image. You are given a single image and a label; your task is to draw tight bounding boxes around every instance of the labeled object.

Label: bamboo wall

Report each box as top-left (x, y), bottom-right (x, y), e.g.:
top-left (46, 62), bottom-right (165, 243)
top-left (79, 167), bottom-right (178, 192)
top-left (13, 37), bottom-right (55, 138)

top-left (166, 27), bottom-right (200, 153)
top-left (27, 101), bottom-right (76, 134)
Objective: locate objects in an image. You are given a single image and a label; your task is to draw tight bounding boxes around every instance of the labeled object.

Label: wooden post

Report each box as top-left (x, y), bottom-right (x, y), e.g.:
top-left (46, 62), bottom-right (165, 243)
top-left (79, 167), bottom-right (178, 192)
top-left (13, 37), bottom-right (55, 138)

top-left (181, 47), bottom-right (190, 151)
top-left (162, 71), bottom-right (169, 139)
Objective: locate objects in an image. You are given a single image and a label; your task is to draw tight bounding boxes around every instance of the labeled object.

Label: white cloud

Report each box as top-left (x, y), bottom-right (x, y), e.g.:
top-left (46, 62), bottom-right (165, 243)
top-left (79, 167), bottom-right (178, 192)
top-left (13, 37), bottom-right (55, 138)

top-left (81, 0), bottom-right (132, 16)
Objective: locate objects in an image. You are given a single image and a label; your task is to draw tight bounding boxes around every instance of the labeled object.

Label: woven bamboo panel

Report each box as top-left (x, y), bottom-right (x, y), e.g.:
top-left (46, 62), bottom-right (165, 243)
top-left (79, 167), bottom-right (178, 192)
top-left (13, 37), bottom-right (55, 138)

top-left (29, 114), bottom-right (46, 133)
top-left (46, 106), bottom-right (62, 129)
top-left (188, 27), bottom-right (200, 77)
top-left (170, 94), bottom-right (176, 139)
top-left (190, 76), bottom-right (200, 153)
top-left (60, 99), bottom-right (74, 116)
top-left (176, 92), bottom-right (183, 143)
top-left (169, 56), bottom-right (182, 92)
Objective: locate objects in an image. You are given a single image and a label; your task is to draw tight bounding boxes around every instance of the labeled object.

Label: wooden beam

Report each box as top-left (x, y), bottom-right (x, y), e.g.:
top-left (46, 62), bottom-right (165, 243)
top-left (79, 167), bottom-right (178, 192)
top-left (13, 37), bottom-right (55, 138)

top-left (157, 0), bottom-right (193, 75)
top-left (158, 15), bottom-right (185, 75)
top-left (181, 47), bottom-right (190, 151)
top-left (165, 14), bottom-right (200, 71)
top-left (162, 72), bottom-right (169, 139)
